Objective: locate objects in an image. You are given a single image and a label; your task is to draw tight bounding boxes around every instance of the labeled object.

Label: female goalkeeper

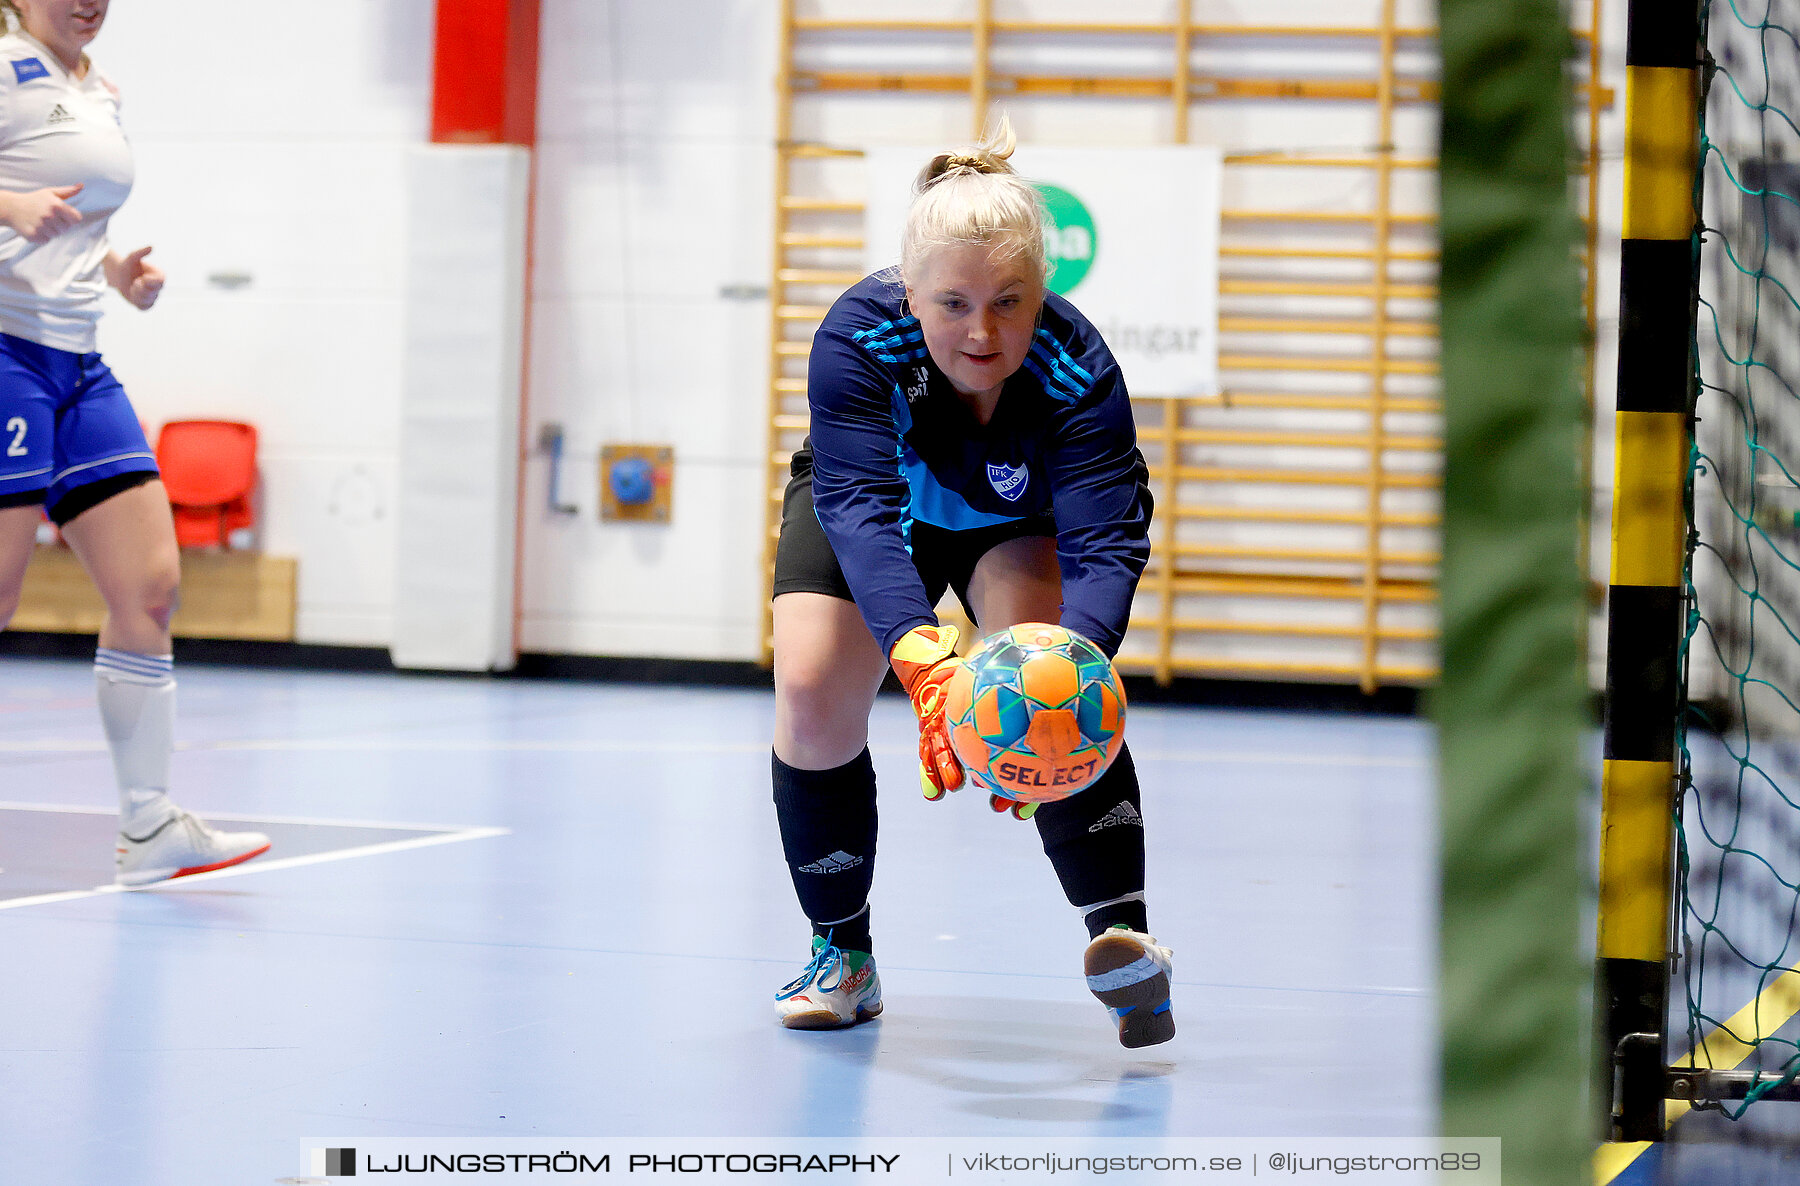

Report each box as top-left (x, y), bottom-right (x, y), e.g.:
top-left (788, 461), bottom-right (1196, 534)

top-left (768, 118), bottom-right (1173, 1048)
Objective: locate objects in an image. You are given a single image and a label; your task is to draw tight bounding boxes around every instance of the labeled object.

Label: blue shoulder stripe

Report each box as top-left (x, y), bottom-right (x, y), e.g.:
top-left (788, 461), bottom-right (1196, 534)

top-left (1032, 328), bottom-right (1094, 386)
top-left (1025, 330), bottom-right (1094, 404)
top-left (851, 317), bottom-right (930, 366)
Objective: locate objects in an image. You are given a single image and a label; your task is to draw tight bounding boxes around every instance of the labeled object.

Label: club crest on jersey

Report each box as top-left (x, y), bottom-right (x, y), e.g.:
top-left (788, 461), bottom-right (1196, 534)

top-left (10, 58), bottom-right (47, 84)
top-left (987, 461), bottom-right (1029, 501)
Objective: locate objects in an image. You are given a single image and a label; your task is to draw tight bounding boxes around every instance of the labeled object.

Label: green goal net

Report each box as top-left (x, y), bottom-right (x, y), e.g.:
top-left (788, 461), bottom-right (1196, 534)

top-left (1679, 0), bottom-right (1800, 1128)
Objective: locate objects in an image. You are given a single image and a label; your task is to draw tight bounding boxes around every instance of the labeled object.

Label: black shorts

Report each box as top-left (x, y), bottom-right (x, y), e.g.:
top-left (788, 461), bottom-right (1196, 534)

top-left (0, 470), bottom-right (159, 524)
top-left (772, 441), bottom-right (1055, 624)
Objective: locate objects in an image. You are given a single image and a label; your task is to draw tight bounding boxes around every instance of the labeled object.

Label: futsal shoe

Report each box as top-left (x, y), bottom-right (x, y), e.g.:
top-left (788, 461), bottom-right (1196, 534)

top-left (774, 935), bottom-right (883, 1029)
top-left (1084, 925), bottom-right (1175, 1048)
top-left (116, 808), bottom-right (271, 887)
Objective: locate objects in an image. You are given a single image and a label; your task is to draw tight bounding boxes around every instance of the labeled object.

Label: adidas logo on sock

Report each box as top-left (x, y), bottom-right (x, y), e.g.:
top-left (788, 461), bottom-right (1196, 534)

top-left (1087, 802), bottom-right (1143, 833)
top-left (799, 850), bottom-right (865, 874)
top-left (46, 103), bottom-right (72, 125)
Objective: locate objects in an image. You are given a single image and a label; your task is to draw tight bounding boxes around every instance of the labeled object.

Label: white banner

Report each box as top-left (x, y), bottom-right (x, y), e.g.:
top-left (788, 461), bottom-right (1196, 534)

top-left (865, 146), bottom-right (1222, 396)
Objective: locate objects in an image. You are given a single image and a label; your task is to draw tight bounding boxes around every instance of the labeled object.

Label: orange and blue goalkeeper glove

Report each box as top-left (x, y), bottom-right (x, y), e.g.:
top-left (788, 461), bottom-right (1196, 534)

top-left (989, 795), bottom-right (1038, 822)
top-left (959, 764), bottom-right (1038, 821)
top-left (889, 623), bottom-right (968, 801)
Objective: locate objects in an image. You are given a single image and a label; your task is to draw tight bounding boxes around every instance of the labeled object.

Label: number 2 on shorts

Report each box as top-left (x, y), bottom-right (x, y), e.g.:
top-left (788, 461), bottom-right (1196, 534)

top-left (4, 416), bottom-right (24, 457)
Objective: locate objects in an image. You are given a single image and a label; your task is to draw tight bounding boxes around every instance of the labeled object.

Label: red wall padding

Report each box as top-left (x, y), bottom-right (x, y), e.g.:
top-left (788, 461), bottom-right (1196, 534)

top-left (431, 0), bottom-right (540, 146)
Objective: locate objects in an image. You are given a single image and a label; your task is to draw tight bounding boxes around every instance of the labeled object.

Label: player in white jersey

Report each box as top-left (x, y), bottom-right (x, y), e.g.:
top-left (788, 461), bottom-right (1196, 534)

top-left (0, 0), bottom-right (268, 886)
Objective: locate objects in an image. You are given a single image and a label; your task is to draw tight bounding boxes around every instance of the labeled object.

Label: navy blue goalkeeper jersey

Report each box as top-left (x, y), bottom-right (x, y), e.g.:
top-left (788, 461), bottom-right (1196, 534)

top-left (807, 268), bottom-right (1152, 658)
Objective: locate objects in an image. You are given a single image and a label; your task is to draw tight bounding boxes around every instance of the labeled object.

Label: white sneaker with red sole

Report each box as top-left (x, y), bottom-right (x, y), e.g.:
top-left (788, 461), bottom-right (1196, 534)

top-left (116, 809), bottom-right (271, 887)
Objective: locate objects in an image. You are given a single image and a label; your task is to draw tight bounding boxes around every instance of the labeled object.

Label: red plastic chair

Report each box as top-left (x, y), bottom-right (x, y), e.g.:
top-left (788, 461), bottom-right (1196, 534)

top-left (155, 420), bottom-right (258, 548)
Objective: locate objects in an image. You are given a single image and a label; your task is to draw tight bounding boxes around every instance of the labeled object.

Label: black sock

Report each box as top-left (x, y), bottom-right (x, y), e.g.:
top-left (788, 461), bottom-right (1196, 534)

top-left (772, 748), bottom-right (877, 953)
top-left (1032, 745), bottom-right (1148, 938)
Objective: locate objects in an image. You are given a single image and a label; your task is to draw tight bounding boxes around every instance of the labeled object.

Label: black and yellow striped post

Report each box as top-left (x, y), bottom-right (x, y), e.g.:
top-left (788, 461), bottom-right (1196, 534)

top-left (1598, 0), bottom-right (1703, 1144)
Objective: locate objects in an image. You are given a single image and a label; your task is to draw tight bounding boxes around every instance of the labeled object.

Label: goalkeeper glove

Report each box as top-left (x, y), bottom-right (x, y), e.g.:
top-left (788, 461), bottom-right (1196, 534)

top-left (889, 623), bottom-right (968, 801)
top-left (962, 764), bottom-right (1039, 821)
top-left (989, 795), bottom-right (1038, 821)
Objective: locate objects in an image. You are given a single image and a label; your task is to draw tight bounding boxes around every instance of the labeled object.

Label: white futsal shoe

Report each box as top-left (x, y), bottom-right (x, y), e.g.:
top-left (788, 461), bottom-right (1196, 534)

top-left (116, 808), bottom-right (271, 887)
top-left (774, 935), bottom-right (883, 1029)
top-left (1084, 925), bottom-right (1176, 1048)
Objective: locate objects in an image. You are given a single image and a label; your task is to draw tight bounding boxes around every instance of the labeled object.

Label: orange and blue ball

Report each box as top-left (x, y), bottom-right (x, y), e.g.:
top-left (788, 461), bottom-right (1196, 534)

top-left (943, 622), bottom-right (1126, 804)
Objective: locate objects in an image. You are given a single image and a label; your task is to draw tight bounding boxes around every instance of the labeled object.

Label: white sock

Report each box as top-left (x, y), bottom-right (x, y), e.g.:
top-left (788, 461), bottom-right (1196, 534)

top-left (95, 648), bottom-right (177, 832)
top-left (1078, 890), bottom-right (1147, 929)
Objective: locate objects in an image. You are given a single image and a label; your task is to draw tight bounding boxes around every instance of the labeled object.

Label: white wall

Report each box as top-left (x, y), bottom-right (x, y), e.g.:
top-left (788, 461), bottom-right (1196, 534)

top-left (89, 0), bottom-right (780, 658)
top-left (96, 0), bottom-right (435, 646)
top-left (522, 0), bottom-right (776, 659)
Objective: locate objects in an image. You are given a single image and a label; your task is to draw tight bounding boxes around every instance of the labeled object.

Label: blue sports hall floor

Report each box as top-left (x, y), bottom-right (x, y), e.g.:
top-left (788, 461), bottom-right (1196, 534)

top-left (0, 655), bottom-right (1431, 1182)
top-left (4, 652), bottom-right (1792, 1184)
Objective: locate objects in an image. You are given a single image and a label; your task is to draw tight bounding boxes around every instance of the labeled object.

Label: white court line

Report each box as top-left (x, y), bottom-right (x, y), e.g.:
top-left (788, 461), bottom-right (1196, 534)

top-left (0, 809), bottom-right (509, 913)
top-left (0, 740), bottom-right (108, 751)
top-left (0, 800), bottom-right (496, 833)
top-left (0, 737), bottom-right (1427, 767)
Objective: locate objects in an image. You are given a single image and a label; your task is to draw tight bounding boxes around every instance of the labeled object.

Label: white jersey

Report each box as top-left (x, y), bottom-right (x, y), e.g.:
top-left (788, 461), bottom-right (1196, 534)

top-left (0, 31), bottom-right (133, 353)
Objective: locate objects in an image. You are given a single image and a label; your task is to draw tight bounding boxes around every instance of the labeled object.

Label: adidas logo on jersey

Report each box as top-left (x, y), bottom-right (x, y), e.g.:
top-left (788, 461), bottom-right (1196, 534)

top-left (45, 103), bottom-right (73, 125)
top-left (1087, 802), bottom-right (1143, 833)
top-left (798, 850), bottom-right (865, 874)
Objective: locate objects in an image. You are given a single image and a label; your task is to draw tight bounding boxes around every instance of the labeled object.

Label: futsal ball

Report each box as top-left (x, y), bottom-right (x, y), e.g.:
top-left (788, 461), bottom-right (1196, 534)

top-left (943, 622), bottom-right (1126, 804)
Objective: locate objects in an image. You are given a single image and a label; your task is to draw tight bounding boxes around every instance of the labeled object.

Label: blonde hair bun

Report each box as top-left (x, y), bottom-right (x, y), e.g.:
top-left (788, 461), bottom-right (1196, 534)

top-left (901, 115), bottom-right (1047, 285)
top-left (917, 120), bottom-right (1019, 190)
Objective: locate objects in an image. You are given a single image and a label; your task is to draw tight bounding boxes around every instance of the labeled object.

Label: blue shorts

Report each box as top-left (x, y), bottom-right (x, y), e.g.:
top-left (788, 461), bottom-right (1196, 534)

top-left (0, 332), bottom-right (158, 519)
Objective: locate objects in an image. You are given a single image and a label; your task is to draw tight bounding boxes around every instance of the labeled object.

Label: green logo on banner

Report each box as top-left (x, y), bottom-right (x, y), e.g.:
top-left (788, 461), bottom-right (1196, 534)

top-left (1036, 183), bottom-right (1096, 294)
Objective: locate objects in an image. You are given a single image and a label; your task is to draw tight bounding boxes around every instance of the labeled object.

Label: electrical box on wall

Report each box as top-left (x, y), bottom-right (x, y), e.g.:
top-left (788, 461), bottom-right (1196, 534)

top-left (599, 444), bottom-right (673, 523)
